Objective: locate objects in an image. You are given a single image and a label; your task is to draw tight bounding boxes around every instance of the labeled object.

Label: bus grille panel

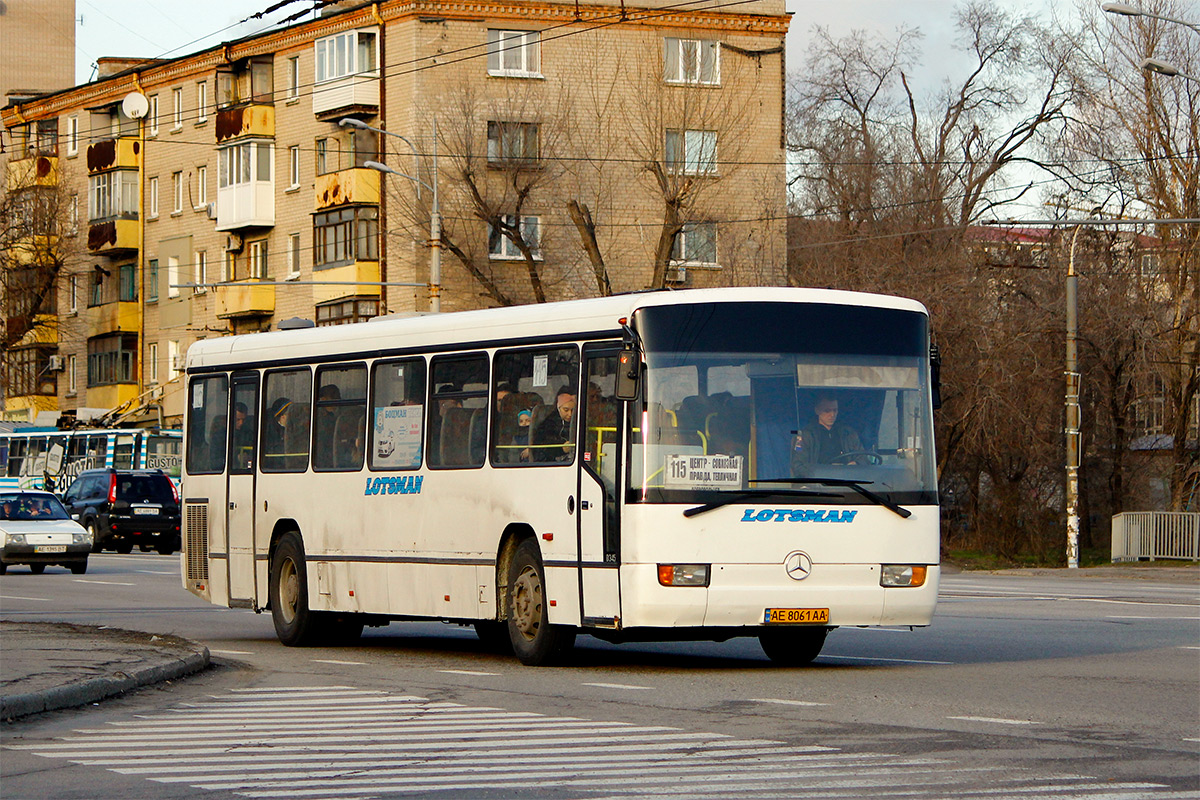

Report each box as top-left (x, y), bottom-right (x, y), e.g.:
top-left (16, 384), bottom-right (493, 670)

top-left (185, 502), bottom-right (209, 581)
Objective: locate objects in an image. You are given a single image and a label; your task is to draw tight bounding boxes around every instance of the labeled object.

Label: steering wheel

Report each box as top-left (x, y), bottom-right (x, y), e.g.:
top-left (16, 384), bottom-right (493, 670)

top-left (830, 450), bottom-right (883, 465)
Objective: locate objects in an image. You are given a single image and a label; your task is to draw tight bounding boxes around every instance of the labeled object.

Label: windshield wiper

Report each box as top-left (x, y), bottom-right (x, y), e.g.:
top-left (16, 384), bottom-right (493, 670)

top-left (683, 489), bottom-right (838, 518)
top-left (749, 477), bottom-right (912, 519)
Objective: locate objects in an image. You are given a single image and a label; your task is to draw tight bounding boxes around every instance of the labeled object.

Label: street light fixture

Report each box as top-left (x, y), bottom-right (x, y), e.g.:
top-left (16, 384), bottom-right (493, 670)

top-left (339, 118), bottom-right (442, 313)
top-left (1101, 2), bottom-right (1200, 35)
top-left (1140, 56), bottom-right (1200, 81)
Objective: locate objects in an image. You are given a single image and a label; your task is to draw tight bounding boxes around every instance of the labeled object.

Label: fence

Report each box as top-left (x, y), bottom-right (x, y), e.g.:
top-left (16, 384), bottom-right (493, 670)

top-left (1111, 512), bottom-right (1200, 562)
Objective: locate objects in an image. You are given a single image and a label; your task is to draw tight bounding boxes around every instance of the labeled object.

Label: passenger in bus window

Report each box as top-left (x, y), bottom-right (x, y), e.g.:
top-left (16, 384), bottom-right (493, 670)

top-left (533, 386), bottom-right (577, 462)
top-left (232, 402), bottom-right (255, 468)
top-left (204, 415), bottom-right (228, 472)
top-left (265, 399), bottom-right (291, 456)
top-left (514, 408), bottom-right (533, 461)
top-left (791, 393), bottom-right (862, 470)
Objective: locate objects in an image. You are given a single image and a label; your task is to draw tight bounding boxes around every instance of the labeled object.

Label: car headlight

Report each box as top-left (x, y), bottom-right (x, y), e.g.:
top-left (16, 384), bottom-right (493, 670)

top-left (7, 534), bottom-right (25, 545)
top-left (880, 564), bottom-right (928, 587)
top-left (74, 533), bottom-right (90, 545)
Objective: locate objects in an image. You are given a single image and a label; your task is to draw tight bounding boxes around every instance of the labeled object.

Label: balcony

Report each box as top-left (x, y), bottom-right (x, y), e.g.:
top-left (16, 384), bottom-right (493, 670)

top-left (87, 218), bottom-right (138, 255)
top-left (314, 261), bottom-right (379, 305)
top-left (215, 280), bottom-right (275, 319)
top-left (86, 138), bottom-right (140, 174)
top-left (87, 301), bottom-right (138, 336)
top-left (315, 167), bottom-right (380, 211)
top-left (215, 103), bottom-right (275, 144)
top-left (5, 155), bottom-right (59, 191)
top-left (88, 384), bottom-right (138, 413)
top-left (313, 73), bottom-right (379, 121)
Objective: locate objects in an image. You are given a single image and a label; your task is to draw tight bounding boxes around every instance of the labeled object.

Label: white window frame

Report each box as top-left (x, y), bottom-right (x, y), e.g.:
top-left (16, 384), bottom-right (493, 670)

top-left (249, 239), bottom-right (269, 279)
top-left (488, 214), bottom-right (541, 260)
top-left (148, 342), bottom-right (159, 385)
top-left (172, 87), bottom-right (183, 130)
top-left (288, 233), bottom-right (302, 279)
top-left (196, 165), bottom-right (207, 209)
top-left (487, 30), bottom-right (540, 77)
top-left (148, 176), bottom-right (159, 218)
top-left (67, 116), bottom-right (79, 156)
top-left (172, 171), bottom-right (183, 214)
top-left (665, 129), bottom-right (717, 175)
top-left (69, 275), bottom-right (78, 313)
top-left (167, 256), bottom-right (181, 299)
top-left (195, 250), bottom-right (208, 294)
top-left (67, 354), bottom-right (78, 394)
top-left (69, 194), bottom-right (79, 235)
top-left (289, 145), bottom-right (301, 188)
top-left (149, 94), bottom-right (159, 136)
top-left (168, 340), bottom-right (181, 378)
top-left (670, 221), bottom-right (718, 266)
top-left (664, 38), bottom-right (720, 85)
top-left (196, 81), bottom-right (208, 123)
top-left (315, 29), bottom-right (378, 83)
top-left (287, 56), bottom-right (300, 100)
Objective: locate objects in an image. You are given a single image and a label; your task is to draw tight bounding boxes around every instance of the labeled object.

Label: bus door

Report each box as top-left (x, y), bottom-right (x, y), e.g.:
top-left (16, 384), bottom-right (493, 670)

top-left (226, 373), bottom-right (260, 606)
top-left (577, 345), bottom-right (623, 627)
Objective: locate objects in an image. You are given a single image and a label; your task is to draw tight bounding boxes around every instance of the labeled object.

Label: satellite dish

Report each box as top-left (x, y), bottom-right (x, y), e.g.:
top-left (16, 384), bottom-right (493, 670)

top-left (121, 92), bottom-right (149, 119)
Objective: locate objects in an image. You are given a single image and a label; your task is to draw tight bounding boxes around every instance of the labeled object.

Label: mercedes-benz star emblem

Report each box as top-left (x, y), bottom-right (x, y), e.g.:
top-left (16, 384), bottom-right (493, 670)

top-left (784, 551), bottom-right (813, 581)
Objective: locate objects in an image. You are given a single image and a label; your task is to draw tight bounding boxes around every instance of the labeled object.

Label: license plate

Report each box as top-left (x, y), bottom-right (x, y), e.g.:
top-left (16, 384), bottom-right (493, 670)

top-left (133, 507), bottom-right (159, 515)
top-left (764, 608), bottom-right (829, 624)
top-left (35, 545), bottom-right (68, 554)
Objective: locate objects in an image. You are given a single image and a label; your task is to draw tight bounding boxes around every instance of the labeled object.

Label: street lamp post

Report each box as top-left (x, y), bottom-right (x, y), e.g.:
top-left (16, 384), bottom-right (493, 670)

top-left (339, 118), bottom-right (441, 313)
top-left (1101, 3), bottom-right (1200, 35)
top-left (1140, 57), bottom-right (1200, 82)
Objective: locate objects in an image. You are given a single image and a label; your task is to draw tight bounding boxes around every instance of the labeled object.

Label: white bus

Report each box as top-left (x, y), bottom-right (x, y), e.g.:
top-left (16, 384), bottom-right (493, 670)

top-left (181, 287), bottom-right (941, 665)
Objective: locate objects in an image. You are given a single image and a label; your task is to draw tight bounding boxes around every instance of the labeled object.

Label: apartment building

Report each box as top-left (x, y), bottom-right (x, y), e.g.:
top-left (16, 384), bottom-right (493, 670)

top-left (1, 0), bottom-right (790, 426)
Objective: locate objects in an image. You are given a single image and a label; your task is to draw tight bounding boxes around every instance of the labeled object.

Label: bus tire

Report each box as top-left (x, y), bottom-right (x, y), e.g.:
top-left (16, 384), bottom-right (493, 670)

top-left (758, 627), bottom-right (829, 666)
top-left (506, 539), bottom-right (575, 666)
top-left (270, 532), bottom-right (325, 647)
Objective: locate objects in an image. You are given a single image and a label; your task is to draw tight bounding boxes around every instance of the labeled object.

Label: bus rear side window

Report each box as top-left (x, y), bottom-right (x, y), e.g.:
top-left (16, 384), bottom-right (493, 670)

top-left (429, 355), bottom-right (489, 468)
top-left (313, 364), bottom-right (367, 471)
top-left (369, 358), bottom-right (425, 470)
top-left (187, 375), bottom-right (230, 475)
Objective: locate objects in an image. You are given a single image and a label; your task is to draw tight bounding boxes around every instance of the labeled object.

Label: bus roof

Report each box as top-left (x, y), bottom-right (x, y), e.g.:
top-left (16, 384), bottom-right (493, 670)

top-left (185, 287), bottom-right (929, 371)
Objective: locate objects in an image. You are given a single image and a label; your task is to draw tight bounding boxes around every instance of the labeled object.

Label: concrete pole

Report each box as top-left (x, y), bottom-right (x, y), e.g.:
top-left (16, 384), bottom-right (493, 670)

top-left (429, 117), bottom-right (441, 313)
top-left (1065, 225), bottom-right (1082, 568)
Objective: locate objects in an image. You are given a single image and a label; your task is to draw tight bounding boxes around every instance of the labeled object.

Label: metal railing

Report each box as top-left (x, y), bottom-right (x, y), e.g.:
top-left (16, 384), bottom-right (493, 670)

top-left (1112, 512), bottom-right (1200, 562)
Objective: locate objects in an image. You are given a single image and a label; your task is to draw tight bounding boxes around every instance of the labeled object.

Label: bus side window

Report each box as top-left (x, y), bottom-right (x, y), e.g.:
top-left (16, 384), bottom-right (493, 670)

top-left (428, 355), bottom-right (488, 469)
top-left (313, 363), bottom-right (368, 472)
top-left (186, 375), bottom-right (230, 475)
top-left (262, 368), bottom-right (312, 473)
top-left (490, 346), bottom-right (580, 467)
top-left (369, 358), bottom-right (425, 471)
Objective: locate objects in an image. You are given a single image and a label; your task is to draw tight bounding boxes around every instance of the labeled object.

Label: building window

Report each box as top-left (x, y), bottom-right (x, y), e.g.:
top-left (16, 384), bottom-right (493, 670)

top-left (148, 176), bottom-right (159, 218)
top-left (487, 121), bottom-right (539, 165)
top-left (87, 333), bottom-right (138, 387)
top-left (217, 57), bottom-right (274, 107)
top-left (172, 87), bottom-right (183, 130)
top-left (196, 165), bottom-right (207, 207)
top-left (313, 206), bottom-right (378, 268)
top-left (287, 56), bottom-right (300, 100)
top-left (1141, 254), bottom-right (1158, 276)
top-left (172, 171), bottom-right (183, 213)
top-left (316, 298), bottom-right (379, 327)
top-left (148, 342), bottom-right (159, 384)
top-left (89, 170), bottom-right (138, 221)
top-left (69, 194), bottom-right (79, 234)
top-left (89, 268), bottom-right (105, 307)
top-left (119, 263), bottom-right (137, 302)
top-left (248, 240), bottom-right (268, 279)
top-left (147, 259), bottom-right (159, 302)
top-left (289, 145), bottom-right (300, 188)
top-left (3, 347), bottom-right (56, 397)
top-left (666, 129), bottom-right (717, 175)
top-left (664, 38), bottom-right (720, 85)
top-left (168, 256), bottom-right (181, 299)
top-left (671, 222), bottom-right (718, 265)
top-left (488, 215), bottom-right (540, 260)
top-left (315, 138), bottom-right (329, 175)
top-left (67, 116), bottom-right (79, 155)
top-left (218, 141), bottom-right (272, 187)
top-left (196, 81), bottom-right (208, 122)
top-left (168, 340), bottom-right (182, 378)
top-left (149, 94), bottom-right (159, 135)
top-left (68, 354), bottom-right (77, 394)
top-left (12, 119), bottom-right (59, 158)
top-left (487, 30), bottom-right (540, 76)
top-left (69, 275), bottom-right (78, 313)
top-left (288, 233), bottom-right (302, 279)
top-left (315, 29), bottom-right (378, 83)
top-left (195, 251), bottom-right (208, 292)
top-left (223, 250), bottom-right (234, 283)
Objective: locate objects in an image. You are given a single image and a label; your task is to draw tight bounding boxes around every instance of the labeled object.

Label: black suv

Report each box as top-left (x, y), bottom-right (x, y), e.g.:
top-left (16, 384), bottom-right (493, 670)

top-left (61, 469), bottom-right (181, 555)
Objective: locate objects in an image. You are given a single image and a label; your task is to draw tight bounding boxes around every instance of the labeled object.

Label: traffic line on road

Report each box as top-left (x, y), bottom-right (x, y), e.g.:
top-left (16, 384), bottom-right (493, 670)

top-left (0, 594), bottom-right (52, 602)
top-left (947, 715), bottom-right (1040, 726)
top-left (750, 698), bottom-right (828, 707)
top-left (310, 659), bottom-right (366, 666)
top-left (437, 669), bottom-right (499, 676)
top-left (209, 649), bottom-right (253, 656)
top-left (582, 681), bottom-right (655, 690)
top-left (1106, 615), bottom-right (1200, 621)
top-left (72, 579), bottom-right (135, 586)
top-left (821, 655), bottom-right (953, 665)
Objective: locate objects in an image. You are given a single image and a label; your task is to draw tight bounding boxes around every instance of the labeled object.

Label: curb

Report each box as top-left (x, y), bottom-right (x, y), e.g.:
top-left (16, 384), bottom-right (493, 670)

top-left (1, 633), bottom-right (210, 721)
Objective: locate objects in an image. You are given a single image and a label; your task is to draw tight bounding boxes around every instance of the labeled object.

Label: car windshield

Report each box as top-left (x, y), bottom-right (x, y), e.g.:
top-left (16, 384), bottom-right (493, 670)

top-left (628, 301), bottom-right (938, 507)
top-left (0, 493), bottom-right (71, 521)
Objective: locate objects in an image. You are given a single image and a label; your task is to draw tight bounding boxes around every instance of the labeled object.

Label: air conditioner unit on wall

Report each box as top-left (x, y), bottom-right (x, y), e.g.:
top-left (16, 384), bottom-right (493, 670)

top-left (171, 354), bottom-right (186, 371)
top-left (225, 234), bottom-right (243, 252)
top-left (664, 264), bottom-right (687, 284)
top-left (206, 202), bottom-right (217, 220)
top-left (46, 355), bottom-right (64, 371)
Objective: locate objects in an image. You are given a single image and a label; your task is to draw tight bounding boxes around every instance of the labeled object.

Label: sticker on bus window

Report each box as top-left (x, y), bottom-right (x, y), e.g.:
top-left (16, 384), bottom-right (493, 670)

top-left (533, 355), bottom-right (548, 388)
top-left (664, 454), bottom-right (743, 489)
top-left (373, 405), bottom-right (423, 467)
top-left (193, 383), bottom-right (204, 408)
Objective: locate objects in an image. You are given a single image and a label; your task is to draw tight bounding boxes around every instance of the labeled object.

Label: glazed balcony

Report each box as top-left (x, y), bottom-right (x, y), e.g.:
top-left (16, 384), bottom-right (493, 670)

top-left (86, 138), bottom-right (140, 174)
top-left (314, 261), bottom-right (379, 305)
top-left (215, 279), bottom-right (275, 319)
top-left (215, 103), bottom-right (275, 144)
top-left (315, 167), bottom-right (380, 211)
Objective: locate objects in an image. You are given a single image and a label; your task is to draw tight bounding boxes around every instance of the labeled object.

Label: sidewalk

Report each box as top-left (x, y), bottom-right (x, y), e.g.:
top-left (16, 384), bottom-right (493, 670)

top-left (0, 621), bottom-right (209, 721)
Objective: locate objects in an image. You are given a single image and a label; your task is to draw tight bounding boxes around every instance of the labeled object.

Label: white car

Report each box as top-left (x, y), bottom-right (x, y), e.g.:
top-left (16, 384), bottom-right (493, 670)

top-left (0, 490), bottom-right (92, 575)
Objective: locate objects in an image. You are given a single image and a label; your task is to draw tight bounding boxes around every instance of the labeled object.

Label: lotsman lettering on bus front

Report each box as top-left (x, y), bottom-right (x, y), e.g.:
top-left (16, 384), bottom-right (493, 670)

top-left (738, 508), bottom-right (858, 523)
top-left (363, 475), bottom-right (424, 496)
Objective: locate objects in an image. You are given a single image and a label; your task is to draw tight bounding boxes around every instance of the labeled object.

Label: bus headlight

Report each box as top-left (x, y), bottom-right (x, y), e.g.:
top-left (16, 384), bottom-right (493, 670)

top-left (658, 564), bottom-right (709, 587)
top-left (881, 564), bottom-right (927, 588)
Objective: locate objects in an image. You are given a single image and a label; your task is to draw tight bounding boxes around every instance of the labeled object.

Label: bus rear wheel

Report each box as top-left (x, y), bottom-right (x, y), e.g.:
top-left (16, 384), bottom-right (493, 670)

top-left (759, 627), bottom-right (829, 666)
top-left (271, 532), bottom-right (325, 646)
top-left (506, 539), bottom-right (575, 666)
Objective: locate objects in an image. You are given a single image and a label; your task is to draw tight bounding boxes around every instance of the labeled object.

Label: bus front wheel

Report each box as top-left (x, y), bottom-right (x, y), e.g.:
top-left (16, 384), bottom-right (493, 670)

top-left (506, 539), bottom-right (575, 666)
top-left (759, 627), bottom-right (829, 666)
top-left (271, 532), bottom-right (323, 646)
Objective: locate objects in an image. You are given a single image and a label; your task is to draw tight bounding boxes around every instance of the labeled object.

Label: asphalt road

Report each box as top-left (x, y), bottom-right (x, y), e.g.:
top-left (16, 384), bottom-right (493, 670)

top-left (2, 555), bottom-right (1197, 799)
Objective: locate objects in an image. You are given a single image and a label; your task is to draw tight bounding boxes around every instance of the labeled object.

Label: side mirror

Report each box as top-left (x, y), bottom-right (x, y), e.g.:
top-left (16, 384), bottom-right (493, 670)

top-left (930, 343), bottom-right (942, 410)
top-left (615, 348), bottom-right (640, 401)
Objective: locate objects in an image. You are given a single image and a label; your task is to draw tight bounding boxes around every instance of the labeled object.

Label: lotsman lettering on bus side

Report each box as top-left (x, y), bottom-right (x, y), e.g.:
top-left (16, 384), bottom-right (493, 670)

top-left (363, 475), bottom-right (424, 496)
top-left (738, 508), bottom-right (858, 523)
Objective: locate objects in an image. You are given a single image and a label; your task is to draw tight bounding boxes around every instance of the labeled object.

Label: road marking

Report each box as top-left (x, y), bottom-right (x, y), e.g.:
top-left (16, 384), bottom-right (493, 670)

top-left (582, 682), bottom-right (654, 690)
top-left (821, 655), bottom-right (953, 665)
top-left (437, 669), bottom-right (499, 676)
top-left (948, 716), bottom-right (1040, 726)
top-left (749, 698), bottom-right (828, 707)
top-left (73, 579), bottom-right (136, 586)
top-left (0, 594), bottom-right (52, 602)
top-left (1181, 646), bottom-right (1200, 650)
top-left (136, 570), bottom-right (176, 575)
top-left (311, 659), bottom-right (366, 666)
top-left (1107, 615), bottom-right (1200, 621)
top-left (209, 649), bottom-right (253, 656)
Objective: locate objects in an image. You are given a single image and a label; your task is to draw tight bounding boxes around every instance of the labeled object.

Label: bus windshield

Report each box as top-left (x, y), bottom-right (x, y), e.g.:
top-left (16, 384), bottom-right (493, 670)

top-left (630, 301), bottom-right (937, 506)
